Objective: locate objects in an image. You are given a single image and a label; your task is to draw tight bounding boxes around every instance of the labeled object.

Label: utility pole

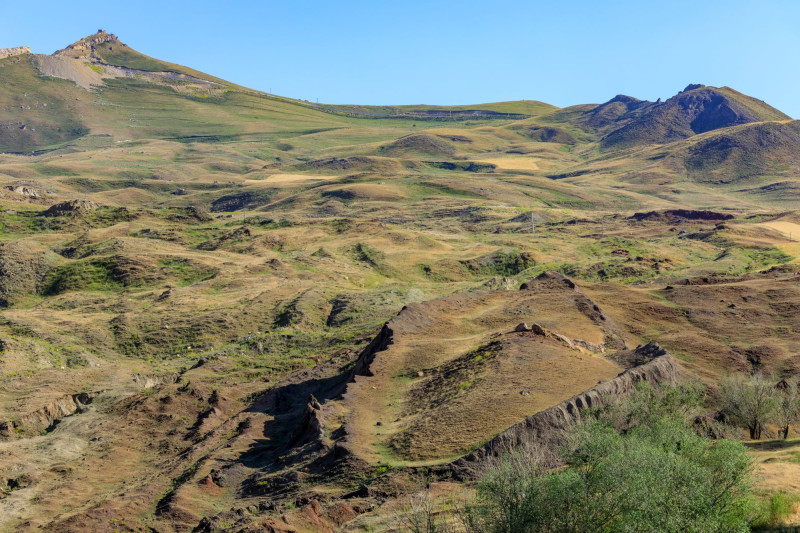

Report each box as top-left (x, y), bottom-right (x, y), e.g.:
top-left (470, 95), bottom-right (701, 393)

top-left (531, 212), bottom-right (535, 234)
top-left (243, 206), bottom-right (246, 224)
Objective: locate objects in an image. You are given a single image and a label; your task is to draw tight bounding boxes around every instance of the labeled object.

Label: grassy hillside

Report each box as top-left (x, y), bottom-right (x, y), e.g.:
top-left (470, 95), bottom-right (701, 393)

top-left (90, 40), bottom-right (234, 86)
top-left (321, 99), bottom-right (557, 119)
top-left (673, 120), bottom-right (800, 185)
top-left (0, 55), bottom-right (90, 152)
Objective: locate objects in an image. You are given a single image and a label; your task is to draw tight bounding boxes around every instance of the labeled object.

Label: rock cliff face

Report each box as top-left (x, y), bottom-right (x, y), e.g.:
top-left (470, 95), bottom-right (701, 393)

top-left (0, 46), bottom-right (30, 59)
top-left (451, 343), bottom-right (680, 474)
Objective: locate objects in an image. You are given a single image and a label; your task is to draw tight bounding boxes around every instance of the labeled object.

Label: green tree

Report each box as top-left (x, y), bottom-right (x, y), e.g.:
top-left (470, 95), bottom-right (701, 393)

top-left (776, 379), bottom-right (800, 440)
top-left (719, 373), bottom-right (779, 440)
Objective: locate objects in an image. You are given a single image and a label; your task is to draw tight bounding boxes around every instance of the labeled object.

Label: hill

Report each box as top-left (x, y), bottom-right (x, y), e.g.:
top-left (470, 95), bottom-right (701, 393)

top-left (599, 84), bottom-right (790, 150)
top-left (670, 120), bottom-right (800, 185)
top-left (54, 30), bottom-right (231, 84)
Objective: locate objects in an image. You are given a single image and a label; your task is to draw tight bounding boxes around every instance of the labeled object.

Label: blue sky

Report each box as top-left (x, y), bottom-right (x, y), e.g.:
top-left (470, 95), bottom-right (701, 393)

top-left (1, 0), bottom-right (798, 117)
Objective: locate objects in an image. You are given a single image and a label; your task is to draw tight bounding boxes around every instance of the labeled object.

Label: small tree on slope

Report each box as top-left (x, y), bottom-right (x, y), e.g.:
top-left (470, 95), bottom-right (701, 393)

top-left (776, 378), bottom-right (800, 440)
top-left (719, 373), bottom-right (779, 440)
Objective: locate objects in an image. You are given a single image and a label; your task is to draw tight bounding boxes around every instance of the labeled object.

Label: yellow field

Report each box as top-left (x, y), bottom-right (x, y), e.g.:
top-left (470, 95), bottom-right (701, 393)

top-left (475, 156), bottom-right (541, 171)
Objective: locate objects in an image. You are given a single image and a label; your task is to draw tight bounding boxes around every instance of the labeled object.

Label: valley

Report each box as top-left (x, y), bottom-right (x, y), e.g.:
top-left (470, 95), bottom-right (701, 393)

top-left (1, 31), bottom-right (800, 531)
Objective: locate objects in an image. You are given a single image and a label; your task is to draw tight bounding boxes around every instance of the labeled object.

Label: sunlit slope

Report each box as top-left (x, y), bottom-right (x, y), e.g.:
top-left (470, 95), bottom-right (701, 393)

top-left (0, 53), bottom-right (357, 153)
top-left (0, 55), bottom-right (90, 153)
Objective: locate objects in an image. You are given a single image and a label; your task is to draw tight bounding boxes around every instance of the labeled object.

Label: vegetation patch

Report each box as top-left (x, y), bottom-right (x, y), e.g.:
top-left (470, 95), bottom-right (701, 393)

top-left (210, 191), bottom-right (274, 212)
top-left (422, 250), bottom-right (534, 281)
top-left (41, 259), bottom-right (122, 295)
top-left (424, 161), bottom-right (495, 173)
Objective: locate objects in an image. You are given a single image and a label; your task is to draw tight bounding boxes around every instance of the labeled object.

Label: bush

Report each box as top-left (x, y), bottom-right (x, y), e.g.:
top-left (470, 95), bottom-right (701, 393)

top-left (465, 383), bottom-right (759, 533)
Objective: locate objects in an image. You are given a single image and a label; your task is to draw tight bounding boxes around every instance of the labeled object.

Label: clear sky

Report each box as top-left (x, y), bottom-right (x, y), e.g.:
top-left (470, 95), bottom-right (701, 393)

top-left (1, 0), bottom-right (798, 117)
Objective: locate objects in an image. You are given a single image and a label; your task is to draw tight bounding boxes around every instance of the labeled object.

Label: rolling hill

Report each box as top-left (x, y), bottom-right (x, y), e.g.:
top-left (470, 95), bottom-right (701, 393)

top-left (2, 31), bottom-right (800, 532)
top-left (599, 84), bottom-right (790, 149)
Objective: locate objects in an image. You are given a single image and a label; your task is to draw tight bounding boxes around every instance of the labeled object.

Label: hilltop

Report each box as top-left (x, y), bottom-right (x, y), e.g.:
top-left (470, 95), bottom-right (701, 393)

top-left (2, 32), bottom-right (800, 531)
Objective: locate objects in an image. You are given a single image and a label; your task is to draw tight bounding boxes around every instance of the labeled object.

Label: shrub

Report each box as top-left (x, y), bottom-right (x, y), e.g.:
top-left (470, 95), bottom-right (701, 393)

top-left (465, 383), bottom-right (759, 533)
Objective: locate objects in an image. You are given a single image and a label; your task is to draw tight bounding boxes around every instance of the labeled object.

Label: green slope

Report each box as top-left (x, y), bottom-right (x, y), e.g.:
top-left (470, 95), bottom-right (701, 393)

top-left (0, 54), bottom-right (90, 153)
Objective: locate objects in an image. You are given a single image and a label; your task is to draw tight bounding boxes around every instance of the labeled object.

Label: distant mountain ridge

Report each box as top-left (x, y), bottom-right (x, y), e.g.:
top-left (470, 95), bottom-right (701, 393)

top-left (598, 84), bottom-right (790, 150)
top-left (0, 31), bottom-right (798, 193)
top-left (582, 94), bottom-right (658, 132)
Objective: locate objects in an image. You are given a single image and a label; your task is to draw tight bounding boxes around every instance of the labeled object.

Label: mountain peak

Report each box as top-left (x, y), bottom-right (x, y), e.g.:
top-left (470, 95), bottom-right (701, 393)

top-left (682, 83), bottom-right (706, 92)
top-left (54, 30), bottom-right (121, 58)
top-left (599, 84), bottom-right (790, 150)
top-left (607, 94), bottom-right (642, 104)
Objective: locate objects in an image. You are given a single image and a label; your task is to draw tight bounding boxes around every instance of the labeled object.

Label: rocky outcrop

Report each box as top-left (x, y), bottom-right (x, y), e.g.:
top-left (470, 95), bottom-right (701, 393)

top-left (0, 392), bottom-right (95, 439)
top-left (288, 394), bottom-right (326, 448)
top-left (605, 341), bottom-right (668, 367)
top-left (133, 372), bottom-right (180, 389)
top-left (572, 338), bottom-right (606, 353)
top-left (520, 271), bottom-right (575, 290)
top-left (54, 30), bottom-right (118, 58)
top-left (0, 46), bottom-right (30, 60)
top-left (515, 321), bottom-right (605, 353)
top-left (630, 209), bottom-right (734, 222)
top-left (451, 344), bottom-right (679, 474)
top-left (6, 185), bottom-right (42, 198)
top-left (352, 323), bottom-right (393, 377)
top-left (41, 199), bottom-right (98, 217)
